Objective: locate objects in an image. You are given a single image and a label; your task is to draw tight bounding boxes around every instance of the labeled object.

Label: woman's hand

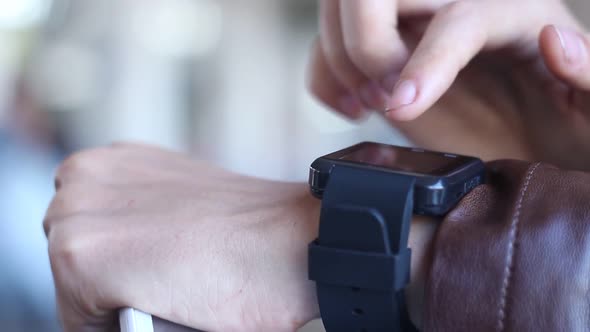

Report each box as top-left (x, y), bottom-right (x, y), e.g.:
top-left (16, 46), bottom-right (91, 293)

top-left (44, 143), bottom-right (438, 331)
top-left (309, 0), bottom-right (590, 170)
top-left (44, 143), bottom-right (322, 332)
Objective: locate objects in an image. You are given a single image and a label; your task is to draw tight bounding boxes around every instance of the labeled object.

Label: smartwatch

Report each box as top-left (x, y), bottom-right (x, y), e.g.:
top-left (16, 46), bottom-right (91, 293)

top-left (308, 142), bottom-right (485, 332)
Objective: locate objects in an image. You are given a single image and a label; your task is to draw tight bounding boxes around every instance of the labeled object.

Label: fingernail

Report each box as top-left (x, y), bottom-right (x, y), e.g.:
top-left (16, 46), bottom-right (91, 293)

top-left (554, 26), bottom-right (588, 65)
top-left (382, 73), bottom-right (400, 92)
top-left (386, 80), bottom-right (417, 111)
top-left (338, 95), bottom-right (362, 117)
top-left (359, 81), bottom-right (387, 111)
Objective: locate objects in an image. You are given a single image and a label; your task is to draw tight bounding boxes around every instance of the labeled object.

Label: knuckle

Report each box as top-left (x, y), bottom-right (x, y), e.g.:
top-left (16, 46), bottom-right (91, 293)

top-left (43, 195), bottom-right (66, 238)
top-left (346, 38), bottom-right (388, 74)
top-left (47, 221), bottom-right (88, 277)
top-left (56, 153), bottom-right (89, 178)
top-left (55, 158), bottom-right (74, 181)
top-left (48, 220), bottom-right (115, 318)
top-left (44, 192), bottom-right (93, 231)
top-left (55, 148), bottom-right (110, 180)
top-left (48, 219), bottom-right (105, 284)
top-left (429, 1), bottom-right (485, 70)
top-left (45, 180), bottom-right (115, 239)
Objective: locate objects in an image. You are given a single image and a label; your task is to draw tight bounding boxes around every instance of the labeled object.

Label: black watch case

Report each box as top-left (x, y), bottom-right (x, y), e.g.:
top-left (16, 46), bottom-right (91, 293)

top-left (309, 142), bottom-right (485, 216)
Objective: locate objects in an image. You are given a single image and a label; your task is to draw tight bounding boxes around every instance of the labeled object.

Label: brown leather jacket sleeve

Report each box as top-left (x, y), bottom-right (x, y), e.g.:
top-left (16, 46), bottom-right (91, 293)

top-left (424, 160), bottom-right (590, 331)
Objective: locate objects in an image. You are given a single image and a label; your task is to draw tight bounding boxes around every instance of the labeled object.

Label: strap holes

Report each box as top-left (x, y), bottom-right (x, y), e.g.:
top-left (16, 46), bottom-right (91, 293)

top-left (352, 308), bottom-right (364, 316)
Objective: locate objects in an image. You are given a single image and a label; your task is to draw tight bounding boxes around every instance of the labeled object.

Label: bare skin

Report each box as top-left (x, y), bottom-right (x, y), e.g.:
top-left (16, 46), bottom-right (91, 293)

top-left (46, 143), bottom-right (319, 332)
top-left (45, 143), bottom-right (436, 331)
top-left (309, 0), bottom-right (590, 170)
top-left (46, 0), bottom-right (590, 331)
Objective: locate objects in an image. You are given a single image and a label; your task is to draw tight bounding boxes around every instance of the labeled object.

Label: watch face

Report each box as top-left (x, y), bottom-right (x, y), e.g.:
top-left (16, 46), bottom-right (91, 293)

top-left (332, 142), bottom-right (474, 175)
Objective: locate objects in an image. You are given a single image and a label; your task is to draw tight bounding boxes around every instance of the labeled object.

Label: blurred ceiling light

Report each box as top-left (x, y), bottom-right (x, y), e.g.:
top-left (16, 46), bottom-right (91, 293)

top-left (0, 0), bottom-right (51, 30)
top-left (130, 0), bottom-right (222, 58)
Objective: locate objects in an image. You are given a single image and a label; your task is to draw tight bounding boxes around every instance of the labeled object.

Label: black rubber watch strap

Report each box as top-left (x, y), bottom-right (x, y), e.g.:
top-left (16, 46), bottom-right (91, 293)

top-left (309, 164), bottom-right (418, 332)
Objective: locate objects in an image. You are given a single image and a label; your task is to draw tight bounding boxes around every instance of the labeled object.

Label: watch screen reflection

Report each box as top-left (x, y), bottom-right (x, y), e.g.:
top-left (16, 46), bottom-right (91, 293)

top-left (339, 143), bottom-right (457, 174)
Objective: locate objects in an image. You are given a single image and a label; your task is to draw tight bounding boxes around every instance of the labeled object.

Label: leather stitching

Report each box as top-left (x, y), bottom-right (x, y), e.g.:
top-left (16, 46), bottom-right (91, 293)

top-left (496, 162), bottom-right (541, 332)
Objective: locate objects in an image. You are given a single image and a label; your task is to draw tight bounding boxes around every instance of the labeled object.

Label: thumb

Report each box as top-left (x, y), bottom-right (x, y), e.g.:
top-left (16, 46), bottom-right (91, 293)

top-left (539, 24), bottom-right (590, 90)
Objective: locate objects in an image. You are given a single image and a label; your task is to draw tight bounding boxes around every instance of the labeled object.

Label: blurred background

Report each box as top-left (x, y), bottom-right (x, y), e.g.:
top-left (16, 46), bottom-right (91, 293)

top-left (0, 0), bottom-right (588, 331)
